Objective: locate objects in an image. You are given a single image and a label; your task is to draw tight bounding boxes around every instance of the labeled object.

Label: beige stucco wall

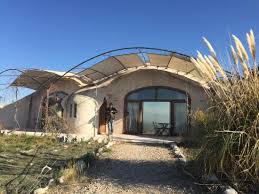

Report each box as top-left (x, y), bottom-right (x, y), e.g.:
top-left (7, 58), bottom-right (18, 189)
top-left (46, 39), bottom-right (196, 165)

top-left (65, 93), bottom-right (98, 138)
top-left (0, 79), bottom-right (80, 130)
top-left (0, 90), bottom-right (43, 129)
top-left (68, 69), bottom-right (207, 136)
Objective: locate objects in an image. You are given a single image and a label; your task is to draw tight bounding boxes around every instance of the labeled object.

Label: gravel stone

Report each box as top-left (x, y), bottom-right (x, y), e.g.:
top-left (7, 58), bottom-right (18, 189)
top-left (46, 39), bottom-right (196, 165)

top-left (49, 142), bottom-right (199, 194)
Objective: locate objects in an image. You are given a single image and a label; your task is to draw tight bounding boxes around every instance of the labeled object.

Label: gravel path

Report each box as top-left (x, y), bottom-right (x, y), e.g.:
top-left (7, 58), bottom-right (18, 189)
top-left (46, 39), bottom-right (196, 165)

top-left (50, 142), bottom-right (198, 194)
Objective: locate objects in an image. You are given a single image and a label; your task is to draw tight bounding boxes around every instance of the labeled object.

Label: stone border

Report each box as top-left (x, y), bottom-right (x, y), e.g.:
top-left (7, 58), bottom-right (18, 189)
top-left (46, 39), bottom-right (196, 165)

top-left (169, 143), bottom-right (238, 194)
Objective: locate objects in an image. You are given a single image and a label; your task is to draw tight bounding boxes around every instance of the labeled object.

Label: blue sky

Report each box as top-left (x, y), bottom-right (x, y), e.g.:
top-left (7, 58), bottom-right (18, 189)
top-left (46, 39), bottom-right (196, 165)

top-left (0, 0), bottom-right (258, 72)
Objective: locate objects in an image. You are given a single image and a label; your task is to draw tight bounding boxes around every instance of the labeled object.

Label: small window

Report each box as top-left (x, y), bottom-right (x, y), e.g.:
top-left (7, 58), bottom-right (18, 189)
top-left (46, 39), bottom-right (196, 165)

top-left (69, 104), bottom-right (73, 118)
top-left (73, 103), bottom-right (77, 118)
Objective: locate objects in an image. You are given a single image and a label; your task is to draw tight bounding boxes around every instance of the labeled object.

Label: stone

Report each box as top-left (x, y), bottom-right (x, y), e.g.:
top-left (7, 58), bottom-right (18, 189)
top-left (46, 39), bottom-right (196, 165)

top-left (75, 160), bottom-right (87, 173)
top-left (34, 179), bottom-right (54, 194)
top-left (57, 136), bottom-right (66, 143)
top-left (58, 176), bottom-right (65, 184)
top-left (204, 174), bottom-right (219, 182)
top-left (34, 187), bottom-right (48, 194)
top-left (223, 187), bottom-right (238, 194)
top-left (105, 141), bottom-right (114, 149)
top-left (97, 138), bottom-right (103, 143)
top-left (170, 143), bottom-right (185, 159)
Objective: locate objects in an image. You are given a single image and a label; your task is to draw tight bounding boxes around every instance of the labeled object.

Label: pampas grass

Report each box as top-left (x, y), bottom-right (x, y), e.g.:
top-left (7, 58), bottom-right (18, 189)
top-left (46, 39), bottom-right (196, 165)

top-left (192, 30), bottom-right (259, 193)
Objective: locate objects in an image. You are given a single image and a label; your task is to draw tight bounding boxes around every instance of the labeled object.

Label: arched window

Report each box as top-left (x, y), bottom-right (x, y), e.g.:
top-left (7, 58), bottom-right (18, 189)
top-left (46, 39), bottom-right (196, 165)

top-left (125, 87), bottom-right (189, 136)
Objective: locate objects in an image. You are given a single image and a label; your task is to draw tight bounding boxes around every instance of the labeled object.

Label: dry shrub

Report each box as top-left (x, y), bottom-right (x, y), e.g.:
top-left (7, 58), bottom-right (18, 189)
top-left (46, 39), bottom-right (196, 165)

top-left (191, 30), bottom-right (259, 193)
top-left (59, 165), bottom-right (78, 183)
top-left (42, 108), bottom-right (71, 134)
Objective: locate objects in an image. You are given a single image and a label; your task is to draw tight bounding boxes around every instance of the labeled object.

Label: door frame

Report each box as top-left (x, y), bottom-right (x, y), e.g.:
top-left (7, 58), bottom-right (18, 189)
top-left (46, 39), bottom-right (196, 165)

top-left (123, 86), bottom-right (191, 135)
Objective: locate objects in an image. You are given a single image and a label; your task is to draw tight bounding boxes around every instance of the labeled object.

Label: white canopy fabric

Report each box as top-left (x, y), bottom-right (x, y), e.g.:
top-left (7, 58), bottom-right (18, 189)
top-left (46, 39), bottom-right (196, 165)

top-left (79, 53), bottom-right (203, 83)
top-left (11, 69), bottom-right (87, 90)
top-left (11, 52), bottom-right (205, 90)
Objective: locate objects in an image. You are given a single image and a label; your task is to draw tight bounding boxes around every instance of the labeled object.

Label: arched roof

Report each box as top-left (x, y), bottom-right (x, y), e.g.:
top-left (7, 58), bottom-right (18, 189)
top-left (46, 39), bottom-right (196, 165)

top-left (10, 47), bottom-right (206, 90)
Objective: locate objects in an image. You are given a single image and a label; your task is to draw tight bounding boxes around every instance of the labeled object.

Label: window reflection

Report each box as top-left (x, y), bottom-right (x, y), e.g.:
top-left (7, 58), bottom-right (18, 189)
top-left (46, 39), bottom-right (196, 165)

top-left (157, 89), bottom-right (186, 100)
top-left (127, 88), bottom-right (155, 100)
top-left (127, 87), bottom-right (186, 101)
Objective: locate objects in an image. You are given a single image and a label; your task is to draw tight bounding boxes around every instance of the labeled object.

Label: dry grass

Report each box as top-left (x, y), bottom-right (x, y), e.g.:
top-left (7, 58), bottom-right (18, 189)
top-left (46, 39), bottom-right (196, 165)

top-left (0, 134), bottom-right (102, 194)
top-left (191, 30), bottom-right (259, 193)
top-left (59, 165), bottom-right (78, 183)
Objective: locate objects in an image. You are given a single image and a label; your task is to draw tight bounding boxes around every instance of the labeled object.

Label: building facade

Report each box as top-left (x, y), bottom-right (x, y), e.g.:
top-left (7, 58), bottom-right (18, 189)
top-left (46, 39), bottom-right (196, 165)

top-left (0, 49), bottom-right (208, 138)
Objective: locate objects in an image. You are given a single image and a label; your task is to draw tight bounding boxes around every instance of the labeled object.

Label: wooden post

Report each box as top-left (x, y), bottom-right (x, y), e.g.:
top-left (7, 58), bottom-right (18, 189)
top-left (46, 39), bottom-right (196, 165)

top-left (45, 88), bottom-right (49, 122)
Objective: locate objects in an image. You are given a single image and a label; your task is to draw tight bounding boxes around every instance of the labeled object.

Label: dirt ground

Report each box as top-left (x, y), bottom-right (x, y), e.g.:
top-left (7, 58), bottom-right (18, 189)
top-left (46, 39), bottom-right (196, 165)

top-left (49, 142), bottom-right (200, 194)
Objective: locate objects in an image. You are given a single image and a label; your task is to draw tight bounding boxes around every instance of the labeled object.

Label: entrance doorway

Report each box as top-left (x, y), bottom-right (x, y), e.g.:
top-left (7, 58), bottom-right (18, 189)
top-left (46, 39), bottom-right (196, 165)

top-left (124, 87), bottom-right (190, 136)
top-left (98, 98), bottom-right (107, 134)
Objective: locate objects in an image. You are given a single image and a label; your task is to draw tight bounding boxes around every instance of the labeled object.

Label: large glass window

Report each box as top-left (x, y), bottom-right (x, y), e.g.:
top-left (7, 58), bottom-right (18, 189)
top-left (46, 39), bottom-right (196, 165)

top-left (125, 87), bottom-right (189, 136)
top-left (174, 103), bottom-right (188, 134)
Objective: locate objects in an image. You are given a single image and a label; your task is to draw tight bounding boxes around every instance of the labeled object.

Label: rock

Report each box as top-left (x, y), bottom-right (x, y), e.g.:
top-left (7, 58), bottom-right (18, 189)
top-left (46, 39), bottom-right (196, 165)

top-left (223, 186), bottom-right (238, 194)
top-left (75, 160), bottom-right (87, 173)
top-left (170, 143), bottom-right (178, 150)
top-left (71, 137), bottom-right (77, 142)
top-left (103, 138), bottom-right (108, 144)
top-left (34, 187), bottom-right (48, 194)
top-left (34, 179), bottom-right (54, 194)
top-left (97, 138), bottom-right (103, 143)
top-left (57, 136), bottom-right (66, 142)
top-left (98, 147), bottom-right (103, 153)
top-left (20, 149), bottom-right (34, 155)
top-left (105, 141), bottom-right (114, 149)
top-left (204, 174), bottom-right (219, 182)
top-left (58, 176), bottom-right (65, 184)
top-left (170, 143), bottom-right (185, 159)
top-left (66, 135), bottom-right (73, 142)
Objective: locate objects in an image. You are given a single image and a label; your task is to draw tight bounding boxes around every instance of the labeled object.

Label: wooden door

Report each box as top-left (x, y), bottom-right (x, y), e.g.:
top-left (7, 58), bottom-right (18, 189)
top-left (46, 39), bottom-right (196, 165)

top-left (98, 98), bottom-right (107, 134)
